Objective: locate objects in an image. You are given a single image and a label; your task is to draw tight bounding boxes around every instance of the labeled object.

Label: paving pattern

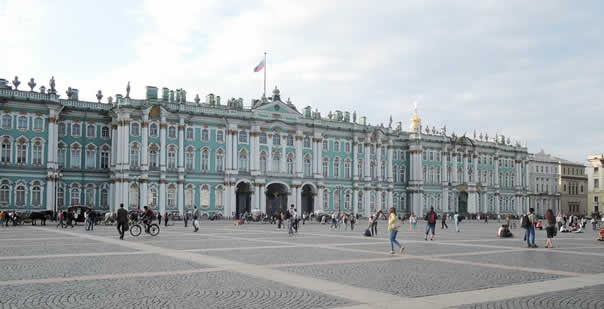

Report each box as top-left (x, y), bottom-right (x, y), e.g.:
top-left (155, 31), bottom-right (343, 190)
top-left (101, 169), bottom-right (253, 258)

top-left (0, 219), bottom-right (602, 308)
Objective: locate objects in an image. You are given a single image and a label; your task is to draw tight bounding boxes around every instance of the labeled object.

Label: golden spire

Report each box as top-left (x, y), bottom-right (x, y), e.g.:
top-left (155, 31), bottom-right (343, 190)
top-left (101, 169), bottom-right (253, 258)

top-left (409, 102), bottom-right (421, 132)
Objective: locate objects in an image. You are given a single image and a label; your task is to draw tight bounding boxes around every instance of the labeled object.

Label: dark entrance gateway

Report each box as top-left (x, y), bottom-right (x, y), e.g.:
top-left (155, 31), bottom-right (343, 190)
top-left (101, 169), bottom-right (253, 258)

top-left (235, 182), bottom-right (252, 218)
top-left (266, 183), bottom-right (288, 216)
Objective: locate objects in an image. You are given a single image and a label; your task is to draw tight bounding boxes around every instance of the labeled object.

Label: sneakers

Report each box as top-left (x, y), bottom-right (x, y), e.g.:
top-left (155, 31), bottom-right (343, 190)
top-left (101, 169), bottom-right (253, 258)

top-left (389, 250), bottom-right (395, 254)
top-left (400, 247), bottom-right (405, 255)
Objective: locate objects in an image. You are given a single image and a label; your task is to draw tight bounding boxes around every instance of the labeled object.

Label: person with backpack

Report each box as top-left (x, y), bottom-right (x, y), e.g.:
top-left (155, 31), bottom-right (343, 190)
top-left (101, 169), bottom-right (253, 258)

top-left (522, 208), bottom-right (537, 248)
top-left (424, 207), bottom-right (437, 241)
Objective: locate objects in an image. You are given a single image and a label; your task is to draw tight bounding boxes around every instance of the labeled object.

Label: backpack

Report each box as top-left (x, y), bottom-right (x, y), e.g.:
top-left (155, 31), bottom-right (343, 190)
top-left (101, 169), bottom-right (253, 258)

top-left (521, 215), bottom-right (530, 228)
top-left (429, 212), bottom-right (436, 224)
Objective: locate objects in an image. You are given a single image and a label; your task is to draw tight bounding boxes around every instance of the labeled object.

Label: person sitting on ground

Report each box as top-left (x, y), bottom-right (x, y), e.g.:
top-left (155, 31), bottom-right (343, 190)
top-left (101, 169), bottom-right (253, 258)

top-left (497, 224), bottom-right (513, 238)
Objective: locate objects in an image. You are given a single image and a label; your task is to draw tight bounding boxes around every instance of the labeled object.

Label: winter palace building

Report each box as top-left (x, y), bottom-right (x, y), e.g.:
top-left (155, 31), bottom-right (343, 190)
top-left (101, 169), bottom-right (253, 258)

top-left (0, 76), bottom-right (533, 218)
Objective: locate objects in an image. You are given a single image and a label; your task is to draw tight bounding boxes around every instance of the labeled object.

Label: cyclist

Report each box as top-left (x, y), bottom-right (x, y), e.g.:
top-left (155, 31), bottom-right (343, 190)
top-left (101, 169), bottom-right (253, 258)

top-left (142, 206), bottom-right (154, 233)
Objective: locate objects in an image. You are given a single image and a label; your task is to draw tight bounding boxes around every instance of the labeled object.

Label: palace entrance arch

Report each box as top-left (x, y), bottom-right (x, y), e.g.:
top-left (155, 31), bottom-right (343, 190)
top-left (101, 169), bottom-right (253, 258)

top-left (301, 184), bottom-right (315, 215)
top-left (458, 191), bottom-right (468, 214)
top-left (235, 182), bottom-right (252, 218)
top-left (266, 183), bottom-right (288, 216)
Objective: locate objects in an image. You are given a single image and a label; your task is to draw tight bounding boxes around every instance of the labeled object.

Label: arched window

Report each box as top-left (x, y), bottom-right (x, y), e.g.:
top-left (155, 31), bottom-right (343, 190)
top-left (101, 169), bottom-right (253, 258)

top-left (260, 152), bottom-right (267, 173)
top-left (185, 185), bottom-right (194, 209)
top-left (33, 117), bottom-right (43, 131)
top-left (86, 186), bottom-right (95, 207)
top-left (239, 131), bottom-right (248, 143)
top-left (286, 135), bottom-right (294, 146)
top-left (168, 126), bottom-right (176, 139)
top-left (58, 122), bottom-right (66, 136)
top-left (287, 154), bottom-right (294, 175)
top-left (259, 133), bottom-right (267, 144)
top-left (1, 115), bottom-right (12, 129)
top-left (70, 185), bottom-right (80, 206)
top-left (238, 151), bottom-right (248, 172)
top-left (167, 185), bottom-right (176, 208)
top-left (149, 145), bottom-right (159, 169)
top-left (272, 134), bottom-right (280, 145)
top-left (71, 123), bottom-right (81, 136)
top-left (71, 144), bottom-right (81, 168)
top-left (32, 184), bottom-right (41, 206)
top-left (149, 123), bottom-right (158, 137)
top-left (130, 123), bottom-right (139, 136)
top-left (303, 136), bottom-right (311, 148)
top-left (344, 191), bottom-right (351, 210)
top-left (334, 141), bottom-right (340, 152)
top-left (334, 158), bottom-right (340, 178)
top-left (185, 127), bottom-right (194, 140)
top-left (16, 185), bottom-right (25, 206)
top-left (16, 139), bottom-right (27, 165)
top-left (216, 149), bottom-right (224, 172)
top-left (101, 145), bottom-right (110, 169)
top-left (0, 183), bottom-right (9, 203)
top-left (167, 146), bottom-right (177, 169)
top-left (201, 148), bottom-right (209, 171)
top-left (304, 155), bottom-right (311, 177)
top-left (322, 140), bottom-right (328, 151)
top-left (333, 190), bottom-right (340, 211)
top-left (100, 188), bottom-right (108, 208)
top-left (201, 129), bottom-right (209, 141)
top-left (216, 130), bottom-right (224, 143)
top-left (185, 147), bottom-right (195, 170)
top-left (86, 145), bottom-right (96, 169)
top-left (214, 185), bottom-right (223, 209)
top-left (344, 160), bottom-right (351, 179)
top-left (129, 143), bottom-right (139, 169)
top-left (32, 141), bottom-right (43, 166)
top-left (17, 116), bottom-right (27, 130)
top-left (323, 189), bottom-right (329, 210)
top-left (272, 151), bottom-right (280, 172)
top-left (200, 185), bottom-right (210, 209)
top-left (370, 191), bottom-right (376, 212)
top-left (345, 142), bottom-right (351, 153)
top-left (148, 187), bottom-right (158, 209)
top-left (129, 183), bottom-right (138, 209)
top-left (357, 159), bottom-right (363, 178)
top-left (322, 158), bottom-right (329, 177)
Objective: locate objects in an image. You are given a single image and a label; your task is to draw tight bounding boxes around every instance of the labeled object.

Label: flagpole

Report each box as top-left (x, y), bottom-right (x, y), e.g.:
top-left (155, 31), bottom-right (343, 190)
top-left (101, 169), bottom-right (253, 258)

top-left (263, 52), bottom-right (267, 97)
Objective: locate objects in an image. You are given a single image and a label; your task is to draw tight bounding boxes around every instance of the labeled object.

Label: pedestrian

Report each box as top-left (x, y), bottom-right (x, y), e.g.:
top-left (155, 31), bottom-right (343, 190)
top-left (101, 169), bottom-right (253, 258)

top-left (192, 206), bottom-right (200, 232)
top-left (350, 214), bottom-right (355, 231)
top-left (409, 213), bottom-right (417, 231)
top-left (592, 217), bottom-right (598, 231)
top-left (184, 211), bottom-right (189, 228)
top-left (454, 212), bottom-right (461, 232)
top-left (66, 210), bottom-right (74, 228)
top-left (372, 211), bottom-right (381, 236)
top-left (157, 212), bottom-right (162, 225)
top-left (116, 204), bottom-right (128, 240)
top-left (484, 214), bottom-right (488, 224)
top-left (522, 208), bottom-right (537, 248)
top-left (56, 211), bottom-right (64, 228)
top-left (277, 212), bottom-right (283, 229)
top-left (164, 212), bottom-right (169, 227)
top-left (388, 207), bottom-right (404, 254)
top-left (441, 212), bottom-right (448, 229)
top-left (424, 207), bottom-right (437, 241)
top-left (544, 209), bottom-right (556, 248)
top-left (87, 210), bottom-right (95, 231)
top-left (288, 204), bottom-right (296, 236)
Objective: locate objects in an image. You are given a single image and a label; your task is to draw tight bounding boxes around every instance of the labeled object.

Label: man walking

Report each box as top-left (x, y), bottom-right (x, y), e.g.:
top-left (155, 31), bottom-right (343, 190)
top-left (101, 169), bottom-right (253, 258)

top-left (116, 204), bottom-right (128, 240)
top-left (288, 204), bottom-right (296, 236)
top-left (424, 207), bottom-right (437, 241)
top-left (164, 212), bottom-right (169, 227)
top-left (192, 206), bottom-right (200, 232)
top-left (441, 212), bottom-right (448, 229)
top-left (454, 212), bottom-right (461, 232)
top-left (184, 211), bottom-right (189, 228)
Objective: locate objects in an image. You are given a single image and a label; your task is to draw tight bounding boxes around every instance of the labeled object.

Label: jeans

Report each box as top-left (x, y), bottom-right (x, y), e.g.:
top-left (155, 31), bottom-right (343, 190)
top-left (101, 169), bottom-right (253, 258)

top-left (87, 219), bottom-right (94, 231)
top-left (526, 227), bottom-right (535, 245)
top-left (117, 222), bottom-right (125, 239)
top-left (288, 219), bottom-right (294, 235)
top-left (455, 221), bottom-right (460, 232)
top-left (425, 223), bottom-right (435, 235)
top-left (371, 223), bottom-right (378, 236)
top-left (390, 230), bottom-right (401, 251)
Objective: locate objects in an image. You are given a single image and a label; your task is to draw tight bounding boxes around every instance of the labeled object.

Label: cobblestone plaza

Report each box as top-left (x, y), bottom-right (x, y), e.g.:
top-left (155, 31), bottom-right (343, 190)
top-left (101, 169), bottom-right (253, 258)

top-left (1, 220), bottom-right (603, 308)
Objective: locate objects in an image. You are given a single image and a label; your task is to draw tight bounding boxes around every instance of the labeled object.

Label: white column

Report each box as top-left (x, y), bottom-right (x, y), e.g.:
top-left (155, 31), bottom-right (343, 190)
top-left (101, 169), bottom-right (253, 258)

top-left (387, 142), bottom-right (393, 183)
top-left (280, 134), bottom-right (286, 173)
top-left (232, 130), bottom-right (238, 171)
top-left (317, 187), bottom-right (324, 212)
top-left (177, 181), bottom-right (184, 215)
top-left (376, 144), bottom-right (382, 181)
top-left (364, 189), bottom-right (371, 217)
top-left (463, 153), bottom-right (468, 183)
top-left (295, 132), bottom-right (303, 177)
top-left (495, 194), bottom-right (500, 214)
top-left (494, 156), bottom-right (500, 187)
top-left (177, 119), bottom-right (185, 215)
top-left (452, 153), bottom-right (458, 184)
top-left (251, 184), bottom-right (257, 212)
top-left (352, 139), bottom-right (358, 180)
top-left (353, 188), bottom-right (358, 214)
top-left (376, 189), bottom-right (382, 211)
top-left (159, 116), bottom-right (167, 215)
top-left (226, 129), bottom-right (232, 171)
top-left (296, 185), bottom-right (302, 216)
top-left (260, 184), bottom-right (266, 214)
top-left (388, 189), bottom-right (393, 209)
top-left (141, 116), bottom-right (149, 168)
top-left (442, 151), bottom-right (448, 184)
top-left (473, 154), bottom-right (478, 184)
top-left (364, 142), bottom-right (371, 181)
top-left (141, 181), bottom-right (148, 208)
top-left (111, 125), bottom-right (118, 168)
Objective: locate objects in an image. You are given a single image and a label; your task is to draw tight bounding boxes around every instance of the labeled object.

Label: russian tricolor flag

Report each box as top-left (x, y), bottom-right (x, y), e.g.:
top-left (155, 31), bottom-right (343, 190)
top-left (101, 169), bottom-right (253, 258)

top-left (254, 58), bottom-right (265, 72)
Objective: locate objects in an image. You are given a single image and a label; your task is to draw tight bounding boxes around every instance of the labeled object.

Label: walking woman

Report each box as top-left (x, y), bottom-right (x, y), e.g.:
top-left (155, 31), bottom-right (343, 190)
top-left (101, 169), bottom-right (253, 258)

top-left (544, 209), bottom-right (556, 248)
top-left (388, 207), bottom-right (404, 254)
top-left (409, 213), bottom-right (417, 231)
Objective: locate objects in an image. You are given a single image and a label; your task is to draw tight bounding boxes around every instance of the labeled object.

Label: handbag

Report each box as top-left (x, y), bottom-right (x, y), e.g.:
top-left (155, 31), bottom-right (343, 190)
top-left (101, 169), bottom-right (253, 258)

top-left (123, 222), bottom-right (129, 232)
top-left (392, 221), bottom-right (401, 230)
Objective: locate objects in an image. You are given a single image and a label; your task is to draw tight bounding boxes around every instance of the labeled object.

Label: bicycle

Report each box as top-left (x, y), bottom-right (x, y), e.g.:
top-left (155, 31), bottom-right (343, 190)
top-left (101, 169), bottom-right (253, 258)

top-left (130, 221), bottom-right (160, 237)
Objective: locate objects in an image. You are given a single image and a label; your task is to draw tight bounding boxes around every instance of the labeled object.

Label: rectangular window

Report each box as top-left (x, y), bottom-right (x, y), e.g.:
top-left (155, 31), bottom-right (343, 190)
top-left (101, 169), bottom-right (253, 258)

top-left (186, 127), bottom-right (194, 140)
top-left (101, 127), bottom-right (110, 139)
top-left (101, 151), bottom-right (109, 169)
top-left (345, 142), bottom-right (351, 153)
top-left (201, 129), bottom-right (209, 141)
top-left (216, 130), bottom-right (224, 143)
top-left (595, 179), bottom-right (599, 189)
top-left (87, 125), bottom-right (96, 138)
top-left (185, 152), bottom-right (194, 170)
top-left (33, 118), bottom-right (43, 131)
top-left (323, 140), bottom-right (328, 151)
top-left (287, 135), bottom-right (294, 146)
top-left (57, 148), bottom-right (65, 168)
top-left (168, 151), bottom-right (176, 169)
top-left (86, 150), bottom-right (96, 169)
top-left (239, 131), bottom-right (248, 143)
top-left (16, 144), bottom-right (26, 165)
top-left (272, 134), bottom-right (279, 145)
top-left (71, 149), bottom-right (81, 168)
top-left (17, 116), bottom-right (28, 130)
top-left (334, 141), bottom-right (340, 152)
top-left (259, 133), bottom-right (267, 144)
top-left (33, 144), bottom-right (42, 165)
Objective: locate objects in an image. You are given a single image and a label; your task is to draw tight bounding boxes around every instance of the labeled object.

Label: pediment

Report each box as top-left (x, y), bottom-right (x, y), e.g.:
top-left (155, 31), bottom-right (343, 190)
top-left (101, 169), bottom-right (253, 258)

top-left (255, 100), bottom-right (301, 116)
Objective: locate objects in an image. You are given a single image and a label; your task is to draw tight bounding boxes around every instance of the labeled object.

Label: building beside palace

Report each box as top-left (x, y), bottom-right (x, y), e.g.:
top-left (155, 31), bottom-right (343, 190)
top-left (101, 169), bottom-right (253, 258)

top-left (528, 150), bottom-right (561, 216)
top-left (0, 75), bottom-right (534, 218)
top-left (558, 158), bottom-right (588, 216)
top-left (586, 154), bottom-right (604, 217)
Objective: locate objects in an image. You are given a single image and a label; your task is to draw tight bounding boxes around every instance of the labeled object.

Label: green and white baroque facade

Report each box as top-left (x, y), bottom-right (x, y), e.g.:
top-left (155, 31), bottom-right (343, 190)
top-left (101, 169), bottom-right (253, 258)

top-left (0, 76), bottom-right (531, 217)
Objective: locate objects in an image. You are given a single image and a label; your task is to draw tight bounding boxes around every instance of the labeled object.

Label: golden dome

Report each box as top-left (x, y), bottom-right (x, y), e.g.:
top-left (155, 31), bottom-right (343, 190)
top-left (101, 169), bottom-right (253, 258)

top-left (409, 102), bottom-right (421, 132)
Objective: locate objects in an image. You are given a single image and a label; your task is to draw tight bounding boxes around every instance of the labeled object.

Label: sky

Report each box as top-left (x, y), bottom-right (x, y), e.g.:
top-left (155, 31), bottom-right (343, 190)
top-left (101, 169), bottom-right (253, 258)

top-left (1, 0), bottom-right (603, 163)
